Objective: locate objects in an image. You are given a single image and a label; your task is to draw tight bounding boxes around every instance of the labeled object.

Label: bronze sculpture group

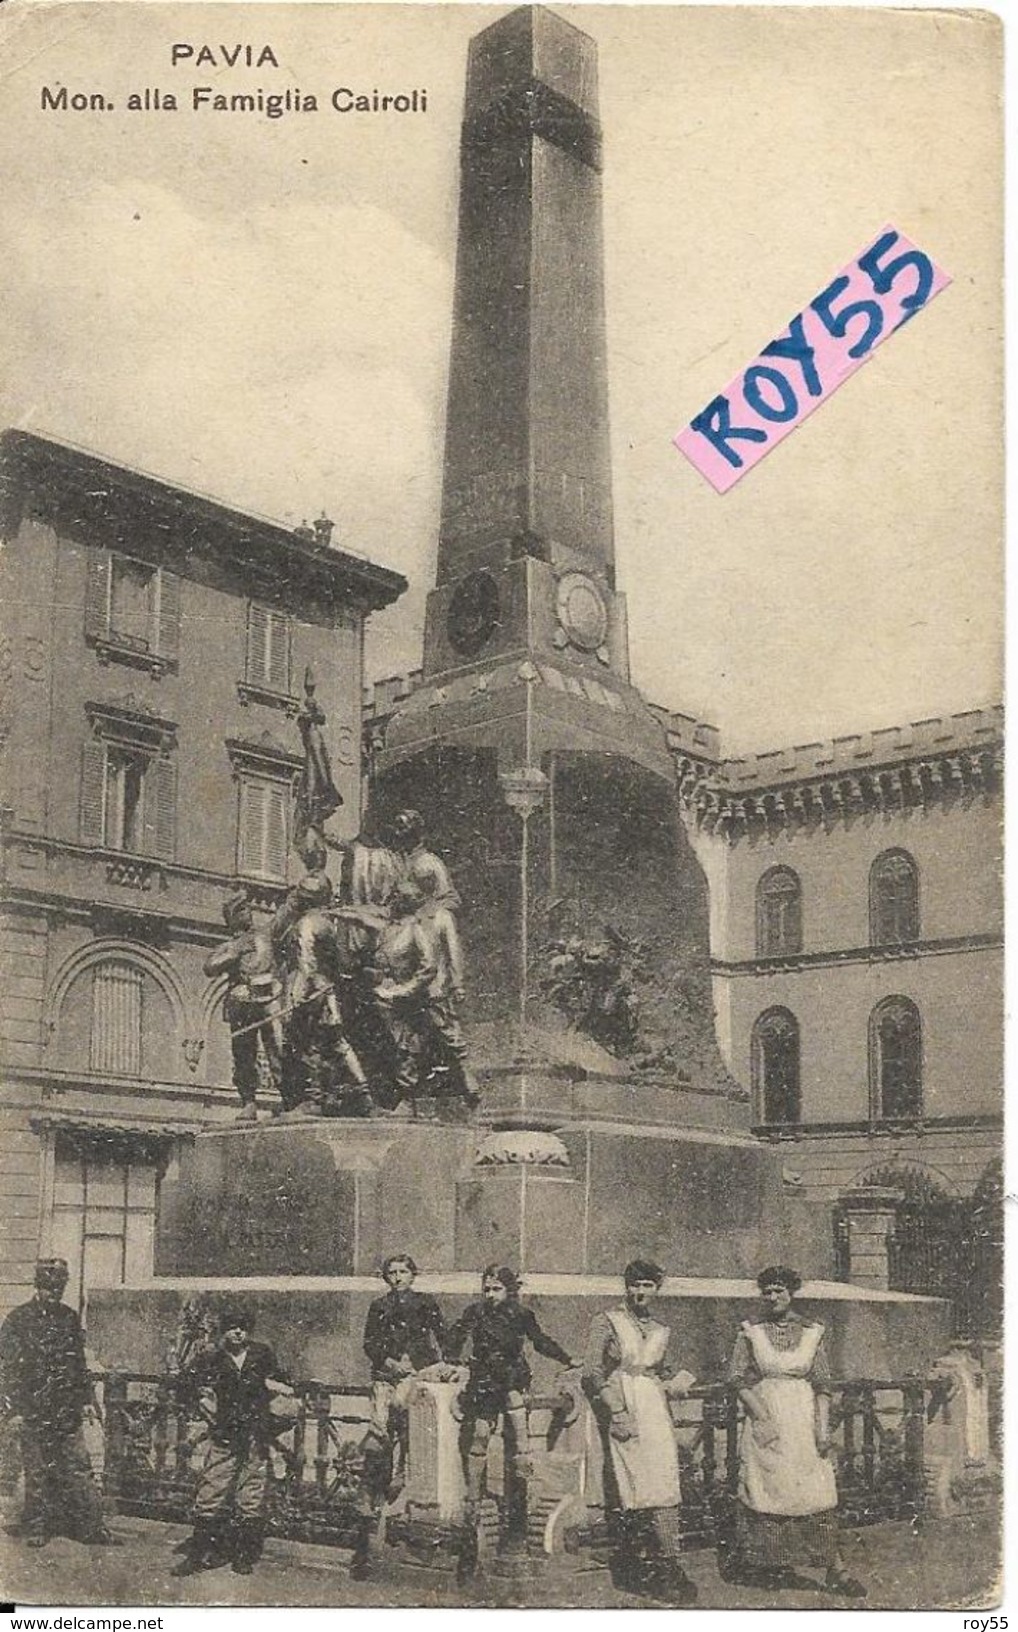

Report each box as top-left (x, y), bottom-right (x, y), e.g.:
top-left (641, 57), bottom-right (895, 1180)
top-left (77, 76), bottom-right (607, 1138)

top-left (204, 809), bottom-right (480, 1122)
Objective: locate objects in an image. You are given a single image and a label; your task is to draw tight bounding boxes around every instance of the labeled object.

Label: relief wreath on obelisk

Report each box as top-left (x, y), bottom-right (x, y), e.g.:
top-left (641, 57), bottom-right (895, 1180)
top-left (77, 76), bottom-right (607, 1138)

top-left (372, 5), bottom-right (735, 1096)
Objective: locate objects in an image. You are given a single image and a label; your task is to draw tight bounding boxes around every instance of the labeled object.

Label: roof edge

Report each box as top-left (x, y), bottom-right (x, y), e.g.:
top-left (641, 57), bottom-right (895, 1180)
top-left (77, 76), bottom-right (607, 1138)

top-left (0, 428), bottom-right (408, 614)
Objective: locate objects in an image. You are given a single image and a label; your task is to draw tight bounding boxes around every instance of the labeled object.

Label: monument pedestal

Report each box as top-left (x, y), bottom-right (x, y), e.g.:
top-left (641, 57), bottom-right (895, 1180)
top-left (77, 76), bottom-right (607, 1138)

top-left (156, 1118), bottom-right (477, 1278)
top-left (155, 1102), bottom-right (797, 1286)
top-left (88, 1112), bottom-right (953, 1387)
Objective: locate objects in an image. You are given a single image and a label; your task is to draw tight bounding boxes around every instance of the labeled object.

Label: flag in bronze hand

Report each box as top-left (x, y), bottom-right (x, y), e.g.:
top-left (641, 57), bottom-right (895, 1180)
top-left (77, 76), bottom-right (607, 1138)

top-left (294, 664), bottom-right (342, 857)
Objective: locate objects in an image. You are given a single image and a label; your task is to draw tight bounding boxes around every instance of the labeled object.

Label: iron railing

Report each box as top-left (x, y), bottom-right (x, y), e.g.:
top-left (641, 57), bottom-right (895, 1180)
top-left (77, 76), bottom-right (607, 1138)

top-left (100, 1374), bottom-right (373, 1547)
top-left (94, 1372), bottom-right (931, 1557)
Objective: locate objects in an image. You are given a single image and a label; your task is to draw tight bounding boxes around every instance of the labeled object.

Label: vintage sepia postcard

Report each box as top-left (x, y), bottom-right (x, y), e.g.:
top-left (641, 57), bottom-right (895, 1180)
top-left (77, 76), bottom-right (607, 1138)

top-left (0, 0), bottom-right (1004, 1618)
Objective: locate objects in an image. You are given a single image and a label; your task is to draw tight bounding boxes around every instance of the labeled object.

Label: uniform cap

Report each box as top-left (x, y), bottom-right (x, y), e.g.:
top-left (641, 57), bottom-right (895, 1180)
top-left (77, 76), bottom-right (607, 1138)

top-left (297, 873), bottom-right (333, 906)
top-left (34, 1257), bottom-right (70, 1285)
top-left (223, 890), bottom-right (251, 926)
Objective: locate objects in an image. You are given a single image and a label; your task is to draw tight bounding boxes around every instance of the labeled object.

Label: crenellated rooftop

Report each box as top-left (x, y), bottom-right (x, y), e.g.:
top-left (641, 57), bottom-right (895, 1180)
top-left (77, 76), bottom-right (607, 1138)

top-left (712, 706), bottom-right (1003, 791)
top-left (362, 672), bottom-right (1002, 838)
top-left (670, 706), bottom-right (1003, 841)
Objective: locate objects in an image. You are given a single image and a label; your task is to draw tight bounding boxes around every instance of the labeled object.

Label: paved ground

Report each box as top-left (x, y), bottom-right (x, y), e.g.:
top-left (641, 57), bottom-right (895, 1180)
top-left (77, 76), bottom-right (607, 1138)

top-left (0, 1510), bottom-right (1002, 1613)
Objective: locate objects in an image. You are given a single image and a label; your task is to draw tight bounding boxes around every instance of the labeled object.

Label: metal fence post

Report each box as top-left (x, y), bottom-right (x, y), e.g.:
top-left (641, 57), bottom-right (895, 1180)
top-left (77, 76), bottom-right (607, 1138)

top-left (902, 1378), bottom-right (926, 1519)
top-left (102, 1372), bottom-right (128, 1505)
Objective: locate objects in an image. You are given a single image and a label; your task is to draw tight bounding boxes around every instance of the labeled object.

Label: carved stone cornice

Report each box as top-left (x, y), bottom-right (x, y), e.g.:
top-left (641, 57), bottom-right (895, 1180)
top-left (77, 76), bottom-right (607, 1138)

top-left (236, 680), bottom-right (301, 717)
top-left (712, 931), bottom-right (1003, 978)
top-left (1, 429), bottom-right (406, 616)
top-left (86, 695), bottom-right (178, 752)
top-left (225, 730), bottom-right (302, 782)
top-left (674, 738), bottom-right (1002, 844)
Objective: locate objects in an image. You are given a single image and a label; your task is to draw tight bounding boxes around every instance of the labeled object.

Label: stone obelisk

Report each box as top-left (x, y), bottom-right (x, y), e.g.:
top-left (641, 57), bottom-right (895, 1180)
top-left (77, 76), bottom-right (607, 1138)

top-left (376, 6), bottom-right (729, 1106)
top-left (435, 5), bottom-right (616, 617)
top-left (85, 9), bottom-right (951, 1384)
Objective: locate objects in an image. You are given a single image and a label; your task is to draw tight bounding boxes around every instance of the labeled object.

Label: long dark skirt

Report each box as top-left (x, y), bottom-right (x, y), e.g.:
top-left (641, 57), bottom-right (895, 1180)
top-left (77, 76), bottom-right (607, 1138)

top-left (735, 1501), bottom-right (839, 1569)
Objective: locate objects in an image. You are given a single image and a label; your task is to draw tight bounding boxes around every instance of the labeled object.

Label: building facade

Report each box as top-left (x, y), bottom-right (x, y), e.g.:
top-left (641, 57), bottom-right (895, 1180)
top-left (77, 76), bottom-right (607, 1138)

top-left (660, 704), bottom-right (1003, 1327)
top-left (667, 707), bottom-right (1003, 1206)
top-left (0, 430), bottom-right (405, 1319)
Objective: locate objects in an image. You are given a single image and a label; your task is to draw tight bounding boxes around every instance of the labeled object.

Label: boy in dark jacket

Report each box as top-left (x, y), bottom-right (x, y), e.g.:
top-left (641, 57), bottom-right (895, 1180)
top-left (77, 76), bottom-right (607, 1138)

top-left (361, 1255), bottom-right (446, 1511)
top-left (446, 1266), bottom-right (574, 1479)
top-left (171, 1305), bottom-right (292, 1576)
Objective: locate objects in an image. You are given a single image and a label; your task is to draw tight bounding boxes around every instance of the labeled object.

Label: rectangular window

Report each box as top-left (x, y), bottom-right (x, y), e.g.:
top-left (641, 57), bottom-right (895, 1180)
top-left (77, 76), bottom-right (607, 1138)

top-left (49, 1134), bottom-right (160, 1315)
top-left (237, 775), bottom-right (290, 880)
top-left (246, 604), bottom-right (292, 695)
top-left (105, 748), bottom-right (146, 851)
top-left (80, 742), bottom-right (176, 860)
top-left (84, 548), bottom-right (181, 666)
top-left (110, 556), bottom-right (156, 649)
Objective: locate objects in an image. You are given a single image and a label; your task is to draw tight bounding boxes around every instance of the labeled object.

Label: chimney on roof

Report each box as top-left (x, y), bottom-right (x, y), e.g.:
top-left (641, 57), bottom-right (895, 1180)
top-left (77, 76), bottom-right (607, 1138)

top-left (313, 511), bottom-right (335, 549)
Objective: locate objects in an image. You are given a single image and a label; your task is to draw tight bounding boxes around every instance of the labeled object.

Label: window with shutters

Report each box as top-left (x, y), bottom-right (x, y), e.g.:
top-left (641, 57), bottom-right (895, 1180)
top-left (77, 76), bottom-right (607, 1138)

top-left (84, 547), bottom-right (181, 676)
top-left (869, 850), bottom-right (920, 945)
top-left (752, 1007), bottom-right (801, 1126)
top-left (237, 775), bottom-right (291, 880)
top-left (869, 997), bottom-right (923, 1122)
top-left (50, 1132), bottom-right (161, 1315)
top-left (227, 732), bottom-right (300, 882)
top-left (756, 867), bottom-right (803, 956)
top-left (239, 604), bottom-right (295, 708)
top-left (80, 702), bottom-right (178, 860)
top-left (90, 962), bottom-right (143, 1075)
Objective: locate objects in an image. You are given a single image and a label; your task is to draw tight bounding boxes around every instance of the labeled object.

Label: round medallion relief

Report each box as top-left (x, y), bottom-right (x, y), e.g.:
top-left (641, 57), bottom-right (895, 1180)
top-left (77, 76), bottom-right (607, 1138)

top-left (556, 572), bottom-right (609, 652)
top-left (446, 572), bottom-right (501, 657)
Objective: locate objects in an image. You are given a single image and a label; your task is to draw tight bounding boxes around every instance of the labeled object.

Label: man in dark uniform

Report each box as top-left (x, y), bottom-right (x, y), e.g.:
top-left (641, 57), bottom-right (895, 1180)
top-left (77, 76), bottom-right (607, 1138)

top-left (171, 1305), bottom-right (293, 1577)
top-left (360, 1255), bottom-right (446, 1517)
top-left (0, 1258), bottom-right (120, 1549)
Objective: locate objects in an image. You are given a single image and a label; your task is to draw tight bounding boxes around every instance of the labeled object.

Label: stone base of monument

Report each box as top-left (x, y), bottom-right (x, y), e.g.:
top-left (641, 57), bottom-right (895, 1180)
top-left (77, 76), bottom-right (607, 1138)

top-left (102, 1115), bottom-right (957, 1383)
top-left (155, 1113), bottom-right (807, 1283)
top-left (86, 1101), bottom-right (954, 1584)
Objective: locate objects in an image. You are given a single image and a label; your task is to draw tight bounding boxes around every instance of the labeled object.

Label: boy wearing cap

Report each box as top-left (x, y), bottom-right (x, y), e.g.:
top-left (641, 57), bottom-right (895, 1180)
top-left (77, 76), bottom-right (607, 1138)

top-left (412, 867), bottom-right (481, 1112)
top-left (0, 1258), bottom-right (119, 1549)
top-left (389, 809), bottom-right (458, 909)
top-left (365, 879), bottom-right (439, 1110)
top-left (204, 891), bottom-right (282, 1122)
top-left (171, 1304), bottom-right (293, 1577)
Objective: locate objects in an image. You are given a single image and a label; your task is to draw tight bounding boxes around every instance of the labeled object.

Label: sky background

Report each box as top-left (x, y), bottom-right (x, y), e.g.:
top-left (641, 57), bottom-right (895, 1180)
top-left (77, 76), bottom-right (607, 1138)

top-left (0, 2), bottom-right (1003, 752)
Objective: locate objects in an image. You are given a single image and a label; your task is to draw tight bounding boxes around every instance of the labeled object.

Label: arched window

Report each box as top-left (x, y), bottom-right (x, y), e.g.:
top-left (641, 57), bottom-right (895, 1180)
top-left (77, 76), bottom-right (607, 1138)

top-left (756, 866), bottom-right (803, 956)
top-left (869, 997), bottom-right (922, 1121)
top-left (869, 849), bottom-right (919, 945)
top-left (52, 954), bottom-right (177, 1081)
top-left (752, 1007), bottom-right (801, 1125)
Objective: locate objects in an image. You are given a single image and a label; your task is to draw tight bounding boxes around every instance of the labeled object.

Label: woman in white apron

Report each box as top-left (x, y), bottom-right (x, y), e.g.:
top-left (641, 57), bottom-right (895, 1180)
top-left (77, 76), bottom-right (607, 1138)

top-left (727, 1266), bottom-right (865, 1597)
top-left (581, 1260), bottom-right (697, 1604)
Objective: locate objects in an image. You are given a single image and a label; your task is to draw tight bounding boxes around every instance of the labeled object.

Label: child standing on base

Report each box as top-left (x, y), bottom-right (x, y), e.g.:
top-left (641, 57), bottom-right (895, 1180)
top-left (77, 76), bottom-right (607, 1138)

top-left (446, 1266), bottom-right (574, 1478)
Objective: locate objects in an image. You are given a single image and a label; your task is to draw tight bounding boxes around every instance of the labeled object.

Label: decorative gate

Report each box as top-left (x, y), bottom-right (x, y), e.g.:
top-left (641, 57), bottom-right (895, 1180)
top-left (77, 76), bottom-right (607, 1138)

top-left (838, 1163), bottom-right (1003, 1339)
